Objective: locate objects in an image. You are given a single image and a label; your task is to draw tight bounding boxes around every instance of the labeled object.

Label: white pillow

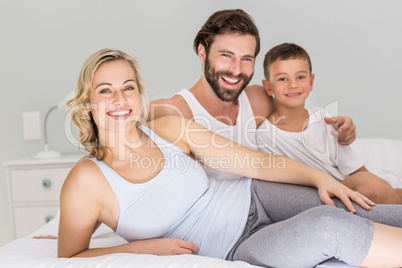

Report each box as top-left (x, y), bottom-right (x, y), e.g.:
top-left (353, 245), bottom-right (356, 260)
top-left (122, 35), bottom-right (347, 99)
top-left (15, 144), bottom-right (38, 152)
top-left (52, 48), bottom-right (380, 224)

top-left (351, 138), bottom-right (402, 188)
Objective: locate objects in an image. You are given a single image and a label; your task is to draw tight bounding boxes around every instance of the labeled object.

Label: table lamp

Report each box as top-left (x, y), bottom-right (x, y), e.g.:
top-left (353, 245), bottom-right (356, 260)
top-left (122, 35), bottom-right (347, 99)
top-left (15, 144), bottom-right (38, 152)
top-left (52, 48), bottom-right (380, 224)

top-left (34, 92), bottom-right (75, 159)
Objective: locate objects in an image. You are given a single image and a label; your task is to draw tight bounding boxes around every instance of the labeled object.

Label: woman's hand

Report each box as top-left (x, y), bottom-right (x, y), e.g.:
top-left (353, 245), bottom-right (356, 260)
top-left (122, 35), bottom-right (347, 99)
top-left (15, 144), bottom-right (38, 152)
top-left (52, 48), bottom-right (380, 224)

top-left (67, 237), bottom-right (199, 257)
top-left (34, 235), bottom-right (57, 239)
top-left (134, 238), bottom-right (199, 255)
top-left (315, 174), bottom-right (375, 213)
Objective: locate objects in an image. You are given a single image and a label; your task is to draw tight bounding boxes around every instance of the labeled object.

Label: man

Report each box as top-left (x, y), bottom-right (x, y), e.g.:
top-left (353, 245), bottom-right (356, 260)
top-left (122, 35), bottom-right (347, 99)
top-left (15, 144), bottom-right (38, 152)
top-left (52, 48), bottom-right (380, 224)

top-left (148, 7), bottom-right (368, 213)
top-left (149, 9), bottom-right (355, 156)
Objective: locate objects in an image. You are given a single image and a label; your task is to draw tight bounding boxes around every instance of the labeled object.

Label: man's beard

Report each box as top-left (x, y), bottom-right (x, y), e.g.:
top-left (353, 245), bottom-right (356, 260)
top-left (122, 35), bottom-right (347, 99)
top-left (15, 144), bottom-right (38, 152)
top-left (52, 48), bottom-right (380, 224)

top-left (204, 55), bottom-right (253, 102)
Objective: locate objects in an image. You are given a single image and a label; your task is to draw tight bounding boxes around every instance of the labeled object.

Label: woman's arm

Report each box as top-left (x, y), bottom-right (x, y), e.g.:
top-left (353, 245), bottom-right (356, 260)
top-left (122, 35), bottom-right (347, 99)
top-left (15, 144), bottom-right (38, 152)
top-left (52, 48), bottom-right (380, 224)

top-left (64, 238), bottom-right (198, 257)
top-left (58, 159), bottom-right (198, 258)
top-left (153, 116), bottom-right (373, 213)
top-left (58, 160), bottom-right (103, 257)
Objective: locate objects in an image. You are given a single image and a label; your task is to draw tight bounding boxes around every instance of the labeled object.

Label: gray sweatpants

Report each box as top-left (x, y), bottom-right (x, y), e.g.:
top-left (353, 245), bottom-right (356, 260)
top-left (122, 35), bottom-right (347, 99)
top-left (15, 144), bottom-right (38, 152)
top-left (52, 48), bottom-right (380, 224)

top-left (228, 180), bottom-right (402, 268)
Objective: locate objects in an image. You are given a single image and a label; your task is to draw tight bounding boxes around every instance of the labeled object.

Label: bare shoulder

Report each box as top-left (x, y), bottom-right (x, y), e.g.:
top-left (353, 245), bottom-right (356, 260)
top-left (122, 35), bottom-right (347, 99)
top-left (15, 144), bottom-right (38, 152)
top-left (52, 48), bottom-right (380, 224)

top-left (59, 159), bottom-right (109, 223)
top-left (148, 95), bottom-right (193, 121)
top-left (244, 84), bottom-right (275, 127)
top-left (58, 158), bottom-right (106, 257)
top-left (146, 116), bottom-right (192, 154)
top-left (244, 84), bottom-right (273, 110)
top-left (66, 158), bottom-right (101, 180)
top-left (148, 116), bottom-right (187, 137)
top-left (62, 159), bottom-right (105, 194)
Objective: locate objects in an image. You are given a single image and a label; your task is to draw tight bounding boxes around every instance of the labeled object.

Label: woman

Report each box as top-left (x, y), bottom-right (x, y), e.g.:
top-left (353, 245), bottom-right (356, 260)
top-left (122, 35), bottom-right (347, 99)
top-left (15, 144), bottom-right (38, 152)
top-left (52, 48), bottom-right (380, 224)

top-left (60, 48), bottom-right (402, 267)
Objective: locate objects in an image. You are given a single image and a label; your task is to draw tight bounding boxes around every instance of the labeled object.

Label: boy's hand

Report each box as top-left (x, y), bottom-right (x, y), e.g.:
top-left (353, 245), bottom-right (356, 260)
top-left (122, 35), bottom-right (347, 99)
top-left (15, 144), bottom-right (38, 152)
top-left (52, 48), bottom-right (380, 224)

top-left (324, 116), bottom-right (356, 145)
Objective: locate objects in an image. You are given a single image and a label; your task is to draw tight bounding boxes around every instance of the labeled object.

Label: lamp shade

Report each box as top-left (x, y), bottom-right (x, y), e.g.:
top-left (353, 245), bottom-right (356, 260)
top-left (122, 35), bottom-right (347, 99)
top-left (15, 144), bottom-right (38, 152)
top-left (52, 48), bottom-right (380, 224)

top-left (57, 91), bottom-right (75, 110)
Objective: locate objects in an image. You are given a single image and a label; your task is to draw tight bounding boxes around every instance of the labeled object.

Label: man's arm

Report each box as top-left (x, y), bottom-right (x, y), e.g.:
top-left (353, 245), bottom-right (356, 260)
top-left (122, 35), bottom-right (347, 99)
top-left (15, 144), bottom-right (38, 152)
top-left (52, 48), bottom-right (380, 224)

top-left (244, 84), bottom-right (357, 145)
top-left (324, 116), bottom-right (356, 145)
top-left (244, 84), bottom-right (275, 128)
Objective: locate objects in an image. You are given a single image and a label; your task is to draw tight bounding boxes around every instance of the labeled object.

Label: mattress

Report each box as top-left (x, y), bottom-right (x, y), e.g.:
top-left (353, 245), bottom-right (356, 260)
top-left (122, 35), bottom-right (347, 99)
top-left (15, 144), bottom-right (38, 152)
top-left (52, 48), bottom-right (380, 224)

top-left (1, 138), bottom-right (401, 267)
top-left (0, 214), bottom-right (352, 268)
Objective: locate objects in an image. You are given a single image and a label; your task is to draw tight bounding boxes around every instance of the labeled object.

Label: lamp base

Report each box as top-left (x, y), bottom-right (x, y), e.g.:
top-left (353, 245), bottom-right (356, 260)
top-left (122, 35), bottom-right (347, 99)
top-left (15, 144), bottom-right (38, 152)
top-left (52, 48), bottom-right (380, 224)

top-left (34, 150), bottom-right (61, 159)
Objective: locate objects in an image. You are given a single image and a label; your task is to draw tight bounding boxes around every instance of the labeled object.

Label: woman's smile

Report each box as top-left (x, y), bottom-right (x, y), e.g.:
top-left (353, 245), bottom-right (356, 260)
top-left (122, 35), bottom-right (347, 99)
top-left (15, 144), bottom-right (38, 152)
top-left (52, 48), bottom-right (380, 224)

top-left (107, 108), bottom-right (132, 121)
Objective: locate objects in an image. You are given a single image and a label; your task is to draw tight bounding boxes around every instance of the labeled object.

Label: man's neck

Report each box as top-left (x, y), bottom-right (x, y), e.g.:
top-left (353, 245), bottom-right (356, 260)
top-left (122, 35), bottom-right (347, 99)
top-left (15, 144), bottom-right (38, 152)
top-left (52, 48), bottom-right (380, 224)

top-left (189, 77), bottom-right (240, 125)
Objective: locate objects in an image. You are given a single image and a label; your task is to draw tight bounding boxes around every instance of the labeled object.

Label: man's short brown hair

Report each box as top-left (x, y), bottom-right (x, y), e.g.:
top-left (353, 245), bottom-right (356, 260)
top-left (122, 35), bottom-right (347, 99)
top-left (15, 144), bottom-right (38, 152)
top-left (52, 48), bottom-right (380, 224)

top-left (193, 9), bottom-right (260, 57)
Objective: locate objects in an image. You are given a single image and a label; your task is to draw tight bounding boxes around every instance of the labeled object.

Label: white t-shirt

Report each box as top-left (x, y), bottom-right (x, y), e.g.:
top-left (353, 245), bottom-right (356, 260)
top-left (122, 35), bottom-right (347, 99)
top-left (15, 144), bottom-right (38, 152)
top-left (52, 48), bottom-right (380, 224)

top-left (257, 107), bottom-right (363, 181)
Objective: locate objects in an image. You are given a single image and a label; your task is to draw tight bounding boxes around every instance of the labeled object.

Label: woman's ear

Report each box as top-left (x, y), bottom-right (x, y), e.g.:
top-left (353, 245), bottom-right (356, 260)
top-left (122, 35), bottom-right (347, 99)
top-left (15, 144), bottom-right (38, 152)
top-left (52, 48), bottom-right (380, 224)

top-left (84, 103), bottom-right (92, 112)
top-left (198, 44), bottom-right (207, 63)
top-left (81, 103), bottom-right (93, 121)
top-left (262, 79), bottom-right (274, 96)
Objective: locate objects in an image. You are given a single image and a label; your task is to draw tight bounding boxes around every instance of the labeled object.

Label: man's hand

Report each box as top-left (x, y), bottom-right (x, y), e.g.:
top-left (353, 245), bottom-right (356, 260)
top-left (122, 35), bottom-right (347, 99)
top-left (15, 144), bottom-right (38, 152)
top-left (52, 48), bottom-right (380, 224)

top-left (324, 116), bottom-right (356, 145)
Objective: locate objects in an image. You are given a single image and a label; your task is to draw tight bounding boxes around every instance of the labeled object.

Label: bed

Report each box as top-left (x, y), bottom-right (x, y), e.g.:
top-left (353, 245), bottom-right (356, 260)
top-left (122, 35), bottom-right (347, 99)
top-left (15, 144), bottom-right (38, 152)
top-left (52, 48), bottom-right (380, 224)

top-left (1, 138), bottom-right (401, 268)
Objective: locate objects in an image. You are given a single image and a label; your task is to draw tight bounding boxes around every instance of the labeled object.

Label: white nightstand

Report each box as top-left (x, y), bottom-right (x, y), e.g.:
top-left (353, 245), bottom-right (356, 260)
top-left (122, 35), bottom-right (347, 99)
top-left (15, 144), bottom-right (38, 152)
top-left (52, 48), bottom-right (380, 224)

top-left (3, 154), bottom-right (83, 239)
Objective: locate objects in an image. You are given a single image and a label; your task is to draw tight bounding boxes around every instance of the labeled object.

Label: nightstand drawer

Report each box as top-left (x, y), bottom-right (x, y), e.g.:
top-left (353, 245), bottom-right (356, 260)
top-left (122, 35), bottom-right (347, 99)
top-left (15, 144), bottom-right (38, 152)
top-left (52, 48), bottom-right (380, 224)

top-left (13, 205), bottom-right (59, 238)
top-left (4, 154), bottom-right (82, 239)
top-left (9, 167), bottom-right (71, 203)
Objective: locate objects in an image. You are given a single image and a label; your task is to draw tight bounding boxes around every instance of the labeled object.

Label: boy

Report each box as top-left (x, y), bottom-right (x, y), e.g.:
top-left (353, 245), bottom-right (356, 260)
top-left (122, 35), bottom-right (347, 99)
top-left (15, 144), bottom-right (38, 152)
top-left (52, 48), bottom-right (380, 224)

top-left (257, 42), bottom-right (402, 204)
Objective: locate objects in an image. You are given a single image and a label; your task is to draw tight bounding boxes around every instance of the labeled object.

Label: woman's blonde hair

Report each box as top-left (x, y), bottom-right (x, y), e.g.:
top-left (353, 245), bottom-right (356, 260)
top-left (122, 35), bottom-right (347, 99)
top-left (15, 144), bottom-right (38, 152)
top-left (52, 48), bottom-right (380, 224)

top-left (67, 49), bottom-right (149, 158)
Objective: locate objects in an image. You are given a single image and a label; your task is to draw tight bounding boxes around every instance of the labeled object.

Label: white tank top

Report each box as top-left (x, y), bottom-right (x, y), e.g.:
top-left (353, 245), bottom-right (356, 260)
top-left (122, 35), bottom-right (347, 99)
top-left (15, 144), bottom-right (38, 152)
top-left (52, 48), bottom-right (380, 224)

top-left (176, 89), bottom-right (257, 181)
top-left (88, 125), bottom-right (251, 259)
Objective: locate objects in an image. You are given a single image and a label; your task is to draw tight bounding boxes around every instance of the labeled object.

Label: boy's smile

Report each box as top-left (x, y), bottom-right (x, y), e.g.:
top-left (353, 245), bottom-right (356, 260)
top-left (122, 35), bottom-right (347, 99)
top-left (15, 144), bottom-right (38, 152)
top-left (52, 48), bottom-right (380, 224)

top-left (263, 58), bottom-right (314, 109)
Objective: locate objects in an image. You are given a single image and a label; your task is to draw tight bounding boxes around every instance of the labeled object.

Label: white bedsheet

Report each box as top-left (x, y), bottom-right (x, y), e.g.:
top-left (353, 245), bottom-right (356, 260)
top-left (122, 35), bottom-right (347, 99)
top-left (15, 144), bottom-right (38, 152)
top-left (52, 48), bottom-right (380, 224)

top-left (0, 215), bottom-right (349, 268)
top-left (1, 138), bottom-right (401, 268)
top-left (0, 217), bottom-right (260, 268)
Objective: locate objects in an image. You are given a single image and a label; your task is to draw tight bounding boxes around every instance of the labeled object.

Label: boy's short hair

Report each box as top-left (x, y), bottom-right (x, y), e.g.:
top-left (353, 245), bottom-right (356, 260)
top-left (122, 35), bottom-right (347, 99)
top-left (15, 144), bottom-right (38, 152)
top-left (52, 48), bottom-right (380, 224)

top-left (263, 43), bottom-right (312, 80)
top-left (193, 9), bottom-right (260, 57)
